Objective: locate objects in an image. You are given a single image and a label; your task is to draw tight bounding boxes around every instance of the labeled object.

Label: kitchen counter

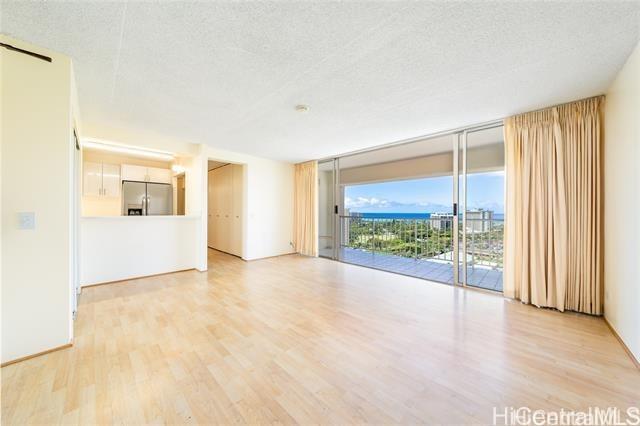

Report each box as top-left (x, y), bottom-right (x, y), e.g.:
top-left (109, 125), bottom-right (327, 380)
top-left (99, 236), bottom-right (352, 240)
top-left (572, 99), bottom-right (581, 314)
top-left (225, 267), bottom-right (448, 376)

top-left (81, 215), bottom-right (200, 220)
top-left (80, 215), bottom-right (201, 286)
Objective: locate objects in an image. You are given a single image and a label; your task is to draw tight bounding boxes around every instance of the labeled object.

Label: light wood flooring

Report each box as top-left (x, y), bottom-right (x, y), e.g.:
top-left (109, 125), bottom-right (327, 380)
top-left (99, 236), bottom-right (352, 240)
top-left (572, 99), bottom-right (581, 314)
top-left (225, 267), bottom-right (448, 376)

top-left (2, 249), bottom-right (639, 424)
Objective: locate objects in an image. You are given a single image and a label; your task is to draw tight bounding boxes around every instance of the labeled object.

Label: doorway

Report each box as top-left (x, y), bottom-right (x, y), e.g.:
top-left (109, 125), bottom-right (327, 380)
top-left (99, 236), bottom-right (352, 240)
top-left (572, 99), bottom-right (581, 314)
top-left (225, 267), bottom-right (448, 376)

top-left (176, 174), bottom-right (185, 215)
top-left (318, 124), bottom-right (505, 291)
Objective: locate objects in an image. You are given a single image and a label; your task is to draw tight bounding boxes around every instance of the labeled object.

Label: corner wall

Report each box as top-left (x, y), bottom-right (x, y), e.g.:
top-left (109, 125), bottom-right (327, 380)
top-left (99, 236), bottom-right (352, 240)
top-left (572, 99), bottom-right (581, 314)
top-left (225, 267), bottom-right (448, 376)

top-left (604, 41), bottom-right (640, 362)
top-left (1, 37), bottom-right (75, 363)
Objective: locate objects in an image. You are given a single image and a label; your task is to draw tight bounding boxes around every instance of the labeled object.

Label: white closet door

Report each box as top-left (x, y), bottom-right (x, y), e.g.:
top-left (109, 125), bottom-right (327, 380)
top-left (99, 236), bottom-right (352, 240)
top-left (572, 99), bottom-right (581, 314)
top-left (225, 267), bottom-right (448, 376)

top-left (219, 165), bottom-right (233, 254)
top-left (207, 170), bottom-right (216, 248)
top-left (101, 163), bottom-right (121, 197)
top-left (212, 167), bottom-right (223, 249)
top-left (83, 161), bottom-right (102, 196)
top-left (231, 164), bottom-right (243, 257)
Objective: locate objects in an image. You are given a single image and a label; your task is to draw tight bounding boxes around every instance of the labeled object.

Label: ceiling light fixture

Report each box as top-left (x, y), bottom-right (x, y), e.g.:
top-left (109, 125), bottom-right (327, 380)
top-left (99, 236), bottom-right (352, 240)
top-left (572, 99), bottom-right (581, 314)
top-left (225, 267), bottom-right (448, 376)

top-left (81, 139), bottom-right (174, 161)
top-left (171, 164), bottom-right (186, 174)
top-left (295, 104), bottom-right (309, 113)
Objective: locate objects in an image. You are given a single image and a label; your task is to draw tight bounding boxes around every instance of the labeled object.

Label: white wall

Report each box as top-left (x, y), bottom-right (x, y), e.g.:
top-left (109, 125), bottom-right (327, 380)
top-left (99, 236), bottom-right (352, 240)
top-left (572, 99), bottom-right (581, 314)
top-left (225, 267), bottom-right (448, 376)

top-left (1, 36), bottom-right (76, 363)
top-left (80, 216), bottom-right (199, 285)
top-left (604, 41), bottom-right (640, 362)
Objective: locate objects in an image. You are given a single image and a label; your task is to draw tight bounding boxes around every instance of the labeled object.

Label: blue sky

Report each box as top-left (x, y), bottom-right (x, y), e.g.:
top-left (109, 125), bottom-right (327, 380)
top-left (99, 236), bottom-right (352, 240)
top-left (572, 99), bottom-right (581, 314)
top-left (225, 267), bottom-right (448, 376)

top-left (345, 171), bottom-right (504, 213)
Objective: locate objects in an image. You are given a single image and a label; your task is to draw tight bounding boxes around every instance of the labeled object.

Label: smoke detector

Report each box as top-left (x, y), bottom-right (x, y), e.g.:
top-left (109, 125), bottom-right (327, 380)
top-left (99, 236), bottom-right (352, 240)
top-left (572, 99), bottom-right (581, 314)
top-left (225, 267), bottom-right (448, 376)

top-left (295, 104), bottom-right (309, 113)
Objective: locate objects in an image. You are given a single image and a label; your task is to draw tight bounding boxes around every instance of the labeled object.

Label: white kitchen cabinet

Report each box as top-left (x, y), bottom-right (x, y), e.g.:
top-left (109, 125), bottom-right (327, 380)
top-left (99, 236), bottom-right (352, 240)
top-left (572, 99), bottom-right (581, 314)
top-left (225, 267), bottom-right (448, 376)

top-left (122, 164), bottom-right (172, 184)
top-left (147, 167), bottom-right (172, 184)
top-left (83, 161), bottom-right (120, 197)
top-left (207, 164), bottom-right (243, 257)
top-left (101, 163), bottom-right (121, 197)
top-left (83, 162), bottom-right (102, 196)
top-left (121, 164), bottom-right (147, 182)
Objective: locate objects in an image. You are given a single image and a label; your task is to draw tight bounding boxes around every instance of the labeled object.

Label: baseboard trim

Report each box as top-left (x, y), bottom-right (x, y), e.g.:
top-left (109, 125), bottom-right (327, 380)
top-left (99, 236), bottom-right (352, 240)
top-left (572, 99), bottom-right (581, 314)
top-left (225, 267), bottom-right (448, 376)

top-left (1, 343), bottom-right (73, 368)
top-left (244, 252), bottom-right (297, 262)
top-left (82, 268), bottom-right (196, 288)
top-left (207, 246), bottom-right (243, 259)
top-left (207, 246), bottom-right (296, 262)
top-left (604, 317), bottom-right (640, 370)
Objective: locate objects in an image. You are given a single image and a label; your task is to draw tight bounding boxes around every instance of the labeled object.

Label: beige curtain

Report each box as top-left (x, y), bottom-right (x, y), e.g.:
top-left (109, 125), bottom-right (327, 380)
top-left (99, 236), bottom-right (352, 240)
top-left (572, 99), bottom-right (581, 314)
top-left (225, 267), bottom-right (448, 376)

top-left (293, 161), bottom-right (318, 257)
top-left (504, 96), bottom-right (603, 314)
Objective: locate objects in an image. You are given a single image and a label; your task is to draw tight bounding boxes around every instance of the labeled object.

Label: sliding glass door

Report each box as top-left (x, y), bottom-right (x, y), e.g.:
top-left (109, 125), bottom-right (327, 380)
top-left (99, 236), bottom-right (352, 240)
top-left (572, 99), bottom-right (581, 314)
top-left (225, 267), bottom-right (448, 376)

top-left (457, 125), bottom-right (505, 291)
top-left (318, 159), bottom-right (337, 258)
top-left (321, 124), bottom-right (504, 292)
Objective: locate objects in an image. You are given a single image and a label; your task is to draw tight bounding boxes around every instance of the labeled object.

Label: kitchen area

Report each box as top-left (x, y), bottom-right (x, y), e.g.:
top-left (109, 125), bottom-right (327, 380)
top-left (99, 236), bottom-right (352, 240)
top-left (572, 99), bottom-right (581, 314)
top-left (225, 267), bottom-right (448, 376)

top-left (80, 140), bottom-right (202, 286)
top-left (82, 141), bottom-right (183, 216)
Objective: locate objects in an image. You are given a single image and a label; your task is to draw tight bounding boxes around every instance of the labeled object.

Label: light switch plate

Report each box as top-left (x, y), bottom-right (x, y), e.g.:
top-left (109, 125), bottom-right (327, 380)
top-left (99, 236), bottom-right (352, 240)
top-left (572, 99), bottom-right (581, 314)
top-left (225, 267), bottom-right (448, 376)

top-left (18, 212), bottom-right (35, 230)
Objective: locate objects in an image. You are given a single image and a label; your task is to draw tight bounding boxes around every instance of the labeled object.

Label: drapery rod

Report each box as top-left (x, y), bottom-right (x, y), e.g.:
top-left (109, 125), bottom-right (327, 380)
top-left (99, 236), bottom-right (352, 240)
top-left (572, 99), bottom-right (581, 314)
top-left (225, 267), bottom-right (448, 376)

top-left (318, 94), bottom-right (604, 163)
top-left (0, 42), bottom-right (52, 63)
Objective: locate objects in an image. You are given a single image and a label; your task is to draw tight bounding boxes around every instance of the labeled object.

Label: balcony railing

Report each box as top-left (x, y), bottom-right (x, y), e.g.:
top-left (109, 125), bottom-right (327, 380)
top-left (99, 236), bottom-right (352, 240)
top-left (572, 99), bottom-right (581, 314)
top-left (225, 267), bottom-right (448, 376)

top-left (339, 215), bottom-right (504, 270)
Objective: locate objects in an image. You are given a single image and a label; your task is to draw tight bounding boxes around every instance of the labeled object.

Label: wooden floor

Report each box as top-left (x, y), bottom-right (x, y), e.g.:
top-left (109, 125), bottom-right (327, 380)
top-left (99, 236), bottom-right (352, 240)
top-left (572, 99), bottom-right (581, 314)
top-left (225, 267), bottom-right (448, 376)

top-left (2, 250), bottom-right (639, 424)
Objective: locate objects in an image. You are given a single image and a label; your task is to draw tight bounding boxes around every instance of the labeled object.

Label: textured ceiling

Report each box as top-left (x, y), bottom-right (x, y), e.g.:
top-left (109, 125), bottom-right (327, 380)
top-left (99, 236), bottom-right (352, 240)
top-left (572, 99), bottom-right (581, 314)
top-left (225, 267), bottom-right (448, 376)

top-left (2, 1), bottom-right (639, 163)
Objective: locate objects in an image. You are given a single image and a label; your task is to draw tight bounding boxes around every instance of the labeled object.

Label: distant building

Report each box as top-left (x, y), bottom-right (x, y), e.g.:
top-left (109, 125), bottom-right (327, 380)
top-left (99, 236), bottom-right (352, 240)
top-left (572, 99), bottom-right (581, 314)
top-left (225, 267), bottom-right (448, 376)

top-left (466, 209), bottom-right (493, 232)
top-left (430, 212), bottom-right (453, 230)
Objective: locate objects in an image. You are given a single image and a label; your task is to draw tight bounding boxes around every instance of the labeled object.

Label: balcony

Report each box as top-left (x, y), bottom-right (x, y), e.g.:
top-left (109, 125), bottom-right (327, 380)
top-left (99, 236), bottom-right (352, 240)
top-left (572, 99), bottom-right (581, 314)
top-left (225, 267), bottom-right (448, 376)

top-left (338, 216), bottom-right (504, 291)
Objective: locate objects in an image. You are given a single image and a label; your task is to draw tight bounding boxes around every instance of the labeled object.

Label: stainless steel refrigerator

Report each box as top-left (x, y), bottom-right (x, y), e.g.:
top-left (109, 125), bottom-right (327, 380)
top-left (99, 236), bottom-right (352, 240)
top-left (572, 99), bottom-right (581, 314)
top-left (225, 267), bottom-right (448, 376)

top-left (122, 181), bottom-right (173, 216)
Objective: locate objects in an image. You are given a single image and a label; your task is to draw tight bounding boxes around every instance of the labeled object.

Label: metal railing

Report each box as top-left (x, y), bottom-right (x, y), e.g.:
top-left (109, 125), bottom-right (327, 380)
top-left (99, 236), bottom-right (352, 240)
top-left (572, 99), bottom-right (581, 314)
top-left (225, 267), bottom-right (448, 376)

top-left (463, 218), bottom-right (504, 269)
top-left (339, 215), bottom-right (503, 269)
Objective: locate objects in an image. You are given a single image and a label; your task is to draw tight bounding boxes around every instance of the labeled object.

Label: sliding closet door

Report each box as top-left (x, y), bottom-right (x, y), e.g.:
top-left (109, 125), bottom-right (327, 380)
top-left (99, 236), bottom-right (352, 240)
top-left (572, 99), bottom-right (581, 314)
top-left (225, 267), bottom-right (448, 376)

top-left (219, 165), bottom-right (233, 254)
top-left (207, 169), bottom-right (217, 248)
top-left (231, 164), bottom-right (243, 257)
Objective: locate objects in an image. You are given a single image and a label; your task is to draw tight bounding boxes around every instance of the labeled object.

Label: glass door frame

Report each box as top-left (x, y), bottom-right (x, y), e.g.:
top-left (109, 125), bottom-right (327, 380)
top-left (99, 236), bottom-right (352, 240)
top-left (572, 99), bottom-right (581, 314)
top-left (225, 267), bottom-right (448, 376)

top-left (318, 158), bottom-right (340, 259)
top-left (452, 133), bottom-right (461, 286)
top-left (334, 158), bottom-right (340, 260)
top-left (455, 123), bottom-right (505, 288)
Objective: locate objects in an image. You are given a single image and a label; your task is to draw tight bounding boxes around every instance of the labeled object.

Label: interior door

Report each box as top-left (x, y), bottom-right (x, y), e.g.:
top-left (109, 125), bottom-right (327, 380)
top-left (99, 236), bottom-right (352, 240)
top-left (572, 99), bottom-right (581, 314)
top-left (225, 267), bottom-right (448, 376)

top-left (177, 175), bottom-right (185, 215)
top-left (318, 159), bottom-right (336, 258)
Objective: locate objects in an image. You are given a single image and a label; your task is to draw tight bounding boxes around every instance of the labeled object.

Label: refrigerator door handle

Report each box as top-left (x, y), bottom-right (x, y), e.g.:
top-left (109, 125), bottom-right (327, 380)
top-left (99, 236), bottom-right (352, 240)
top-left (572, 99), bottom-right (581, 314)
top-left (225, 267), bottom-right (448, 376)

top-left (146, 196), bottom-right (151, 215)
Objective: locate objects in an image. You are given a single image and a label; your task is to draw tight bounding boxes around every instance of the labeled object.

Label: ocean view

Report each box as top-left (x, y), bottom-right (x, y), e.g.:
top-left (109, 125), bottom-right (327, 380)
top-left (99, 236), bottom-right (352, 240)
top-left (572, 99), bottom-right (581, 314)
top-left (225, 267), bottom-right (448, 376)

top-left (351, 212), bottom-right (505, 220)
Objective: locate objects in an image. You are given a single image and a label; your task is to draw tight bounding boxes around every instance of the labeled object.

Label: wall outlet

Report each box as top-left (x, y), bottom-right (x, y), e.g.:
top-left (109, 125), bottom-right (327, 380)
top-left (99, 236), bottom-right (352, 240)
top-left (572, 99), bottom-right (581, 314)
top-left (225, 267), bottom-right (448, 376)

top-left (18, 212), bottom-right (35, 230)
